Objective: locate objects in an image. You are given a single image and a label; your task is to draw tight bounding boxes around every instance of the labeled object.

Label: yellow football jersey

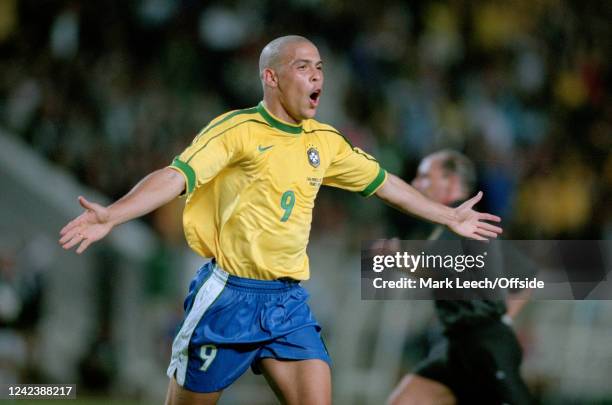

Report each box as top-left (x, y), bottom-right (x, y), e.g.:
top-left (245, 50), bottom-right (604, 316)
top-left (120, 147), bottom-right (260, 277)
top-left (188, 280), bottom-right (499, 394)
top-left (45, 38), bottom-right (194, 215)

top-left (170, 102), bottom-right (386, 280)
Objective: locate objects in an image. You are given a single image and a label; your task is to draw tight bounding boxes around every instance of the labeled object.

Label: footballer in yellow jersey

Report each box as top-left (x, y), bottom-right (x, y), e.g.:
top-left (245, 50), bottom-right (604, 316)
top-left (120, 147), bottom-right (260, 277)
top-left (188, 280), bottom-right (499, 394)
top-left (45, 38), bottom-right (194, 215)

top-left (60, 35), bottom-right (502, 404)
top-left (169, 102), bottom-right (386, 280)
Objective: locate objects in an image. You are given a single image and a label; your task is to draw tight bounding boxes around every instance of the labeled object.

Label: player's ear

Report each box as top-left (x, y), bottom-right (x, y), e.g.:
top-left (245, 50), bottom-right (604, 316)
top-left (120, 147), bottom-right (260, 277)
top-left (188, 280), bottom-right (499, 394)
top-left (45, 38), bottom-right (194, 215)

top-left (262, 67), bottom-right (278, 88)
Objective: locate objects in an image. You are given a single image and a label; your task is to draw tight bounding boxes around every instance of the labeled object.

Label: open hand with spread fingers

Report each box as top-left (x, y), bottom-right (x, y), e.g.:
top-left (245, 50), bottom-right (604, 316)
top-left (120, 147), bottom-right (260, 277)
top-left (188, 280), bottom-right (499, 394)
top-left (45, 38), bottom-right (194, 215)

top-left (448, 191), bottom-right (502, 241)
top-left (59, 196), bottom-right (114, 254)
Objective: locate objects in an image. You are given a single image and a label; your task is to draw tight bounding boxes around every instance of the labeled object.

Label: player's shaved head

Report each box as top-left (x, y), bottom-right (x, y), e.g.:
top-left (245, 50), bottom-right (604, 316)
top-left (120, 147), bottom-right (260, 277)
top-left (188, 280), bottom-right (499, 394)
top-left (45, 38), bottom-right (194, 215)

top-left (258, 35), bottom-right (323, 123)
top-left (259, 35), bottom-right (314, 76)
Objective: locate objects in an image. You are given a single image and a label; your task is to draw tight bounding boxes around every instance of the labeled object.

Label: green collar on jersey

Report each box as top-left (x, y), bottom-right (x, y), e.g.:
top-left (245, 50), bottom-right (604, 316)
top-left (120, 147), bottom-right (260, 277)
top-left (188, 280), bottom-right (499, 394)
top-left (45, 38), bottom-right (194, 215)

top-left (257, 102), bottom-right (303, 135)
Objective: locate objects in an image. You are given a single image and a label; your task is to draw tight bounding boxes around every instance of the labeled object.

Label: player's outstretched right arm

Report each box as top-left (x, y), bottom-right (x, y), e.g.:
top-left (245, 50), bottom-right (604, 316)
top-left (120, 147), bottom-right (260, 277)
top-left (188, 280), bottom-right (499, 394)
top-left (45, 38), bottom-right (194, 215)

top-left (59, 167), bottom-right (185, 254)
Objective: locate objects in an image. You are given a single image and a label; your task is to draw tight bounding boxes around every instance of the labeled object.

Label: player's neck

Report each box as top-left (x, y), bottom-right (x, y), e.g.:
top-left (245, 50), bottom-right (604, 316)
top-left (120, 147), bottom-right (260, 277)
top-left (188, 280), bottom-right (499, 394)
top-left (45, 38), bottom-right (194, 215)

top-left (261, 98), bottom-right (302, 125)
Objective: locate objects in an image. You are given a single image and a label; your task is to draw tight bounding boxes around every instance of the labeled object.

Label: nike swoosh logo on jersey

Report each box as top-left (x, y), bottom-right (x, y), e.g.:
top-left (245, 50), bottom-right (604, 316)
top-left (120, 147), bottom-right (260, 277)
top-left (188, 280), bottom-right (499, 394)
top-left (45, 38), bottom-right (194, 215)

top-left (258, 145), bottom-right (274, 152)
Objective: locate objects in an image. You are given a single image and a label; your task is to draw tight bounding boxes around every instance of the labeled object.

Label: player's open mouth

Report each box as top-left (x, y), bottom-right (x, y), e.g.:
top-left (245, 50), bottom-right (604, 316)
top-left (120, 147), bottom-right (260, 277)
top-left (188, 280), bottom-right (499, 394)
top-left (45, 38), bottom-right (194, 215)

top-left (309, 90), bottom-right (321, 107)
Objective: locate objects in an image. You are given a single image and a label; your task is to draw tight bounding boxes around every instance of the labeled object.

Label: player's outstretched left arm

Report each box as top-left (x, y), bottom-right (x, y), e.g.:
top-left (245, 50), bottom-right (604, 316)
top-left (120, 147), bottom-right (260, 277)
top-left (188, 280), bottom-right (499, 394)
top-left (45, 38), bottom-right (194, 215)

top-left (375, 173), bottom-right (502, 240)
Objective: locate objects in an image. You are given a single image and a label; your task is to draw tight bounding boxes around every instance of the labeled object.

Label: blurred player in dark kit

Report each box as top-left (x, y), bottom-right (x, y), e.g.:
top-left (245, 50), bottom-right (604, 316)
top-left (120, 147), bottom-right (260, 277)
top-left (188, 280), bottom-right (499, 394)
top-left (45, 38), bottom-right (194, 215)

top-left (387, 150), bottom-right (532, 405)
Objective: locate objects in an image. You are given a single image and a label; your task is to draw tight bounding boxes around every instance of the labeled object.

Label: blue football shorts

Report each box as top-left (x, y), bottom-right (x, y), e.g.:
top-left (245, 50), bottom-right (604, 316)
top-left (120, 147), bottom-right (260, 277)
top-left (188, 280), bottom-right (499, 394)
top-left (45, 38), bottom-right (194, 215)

top-left (166, 260), bottom-right (331, 393)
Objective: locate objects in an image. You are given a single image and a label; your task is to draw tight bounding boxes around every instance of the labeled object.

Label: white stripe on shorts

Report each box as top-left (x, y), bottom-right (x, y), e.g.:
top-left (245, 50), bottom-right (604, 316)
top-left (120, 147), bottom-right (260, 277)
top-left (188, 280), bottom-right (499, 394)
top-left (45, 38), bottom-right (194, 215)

top-left (167, 264), bottom-right (228, 386)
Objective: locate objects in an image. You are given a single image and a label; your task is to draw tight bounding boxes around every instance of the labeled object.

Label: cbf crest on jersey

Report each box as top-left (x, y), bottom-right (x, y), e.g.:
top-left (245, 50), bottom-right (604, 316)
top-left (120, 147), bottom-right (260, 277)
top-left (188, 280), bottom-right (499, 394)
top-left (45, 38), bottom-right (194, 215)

top-left (307, 146), bottom-right (320, 168)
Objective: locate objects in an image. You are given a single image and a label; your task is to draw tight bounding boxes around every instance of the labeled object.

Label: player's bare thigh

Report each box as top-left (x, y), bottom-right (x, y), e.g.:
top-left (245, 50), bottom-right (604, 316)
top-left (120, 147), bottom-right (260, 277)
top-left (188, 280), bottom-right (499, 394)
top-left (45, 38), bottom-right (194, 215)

top-left (387, 374), bottom-right (456, 405)
top-left (260, 358), bottom-right (331, 405)
top-left (165, 377), bottom-right (223, 405)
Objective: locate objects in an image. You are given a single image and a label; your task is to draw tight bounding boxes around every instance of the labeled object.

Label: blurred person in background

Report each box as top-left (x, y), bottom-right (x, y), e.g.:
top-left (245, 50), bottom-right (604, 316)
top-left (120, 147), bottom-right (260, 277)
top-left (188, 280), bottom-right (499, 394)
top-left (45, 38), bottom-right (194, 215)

top-left (0, 236), bottom-right (47, 384)
top-left (387, 150), bottom-right (532, 405)
top-left (59, 36), bottom-right (501, 405)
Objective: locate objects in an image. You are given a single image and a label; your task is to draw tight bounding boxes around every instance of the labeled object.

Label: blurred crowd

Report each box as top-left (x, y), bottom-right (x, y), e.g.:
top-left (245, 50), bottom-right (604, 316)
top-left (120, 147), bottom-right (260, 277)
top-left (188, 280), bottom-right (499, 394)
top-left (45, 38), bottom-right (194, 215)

top-left (0, 0), bottom-right (611, 400)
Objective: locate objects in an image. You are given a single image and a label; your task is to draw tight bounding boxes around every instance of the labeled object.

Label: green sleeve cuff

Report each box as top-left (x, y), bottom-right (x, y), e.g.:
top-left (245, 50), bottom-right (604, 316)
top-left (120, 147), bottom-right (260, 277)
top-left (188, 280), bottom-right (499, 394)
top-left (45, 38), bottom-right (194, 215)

top-left (360, 167), bottom-right (387, 197)
top-left (170, 157), bottom-right (196, 195)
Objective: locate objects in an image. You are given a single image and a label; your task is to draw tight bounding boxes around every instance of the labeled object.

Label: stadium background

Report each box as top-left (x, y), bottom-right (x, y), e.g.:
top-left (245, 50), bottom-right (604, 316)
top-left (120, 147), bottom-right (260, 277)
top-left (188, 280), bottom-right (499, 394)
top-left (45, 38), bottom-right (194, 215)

top-left (0, 0), bottom-right (610, 404)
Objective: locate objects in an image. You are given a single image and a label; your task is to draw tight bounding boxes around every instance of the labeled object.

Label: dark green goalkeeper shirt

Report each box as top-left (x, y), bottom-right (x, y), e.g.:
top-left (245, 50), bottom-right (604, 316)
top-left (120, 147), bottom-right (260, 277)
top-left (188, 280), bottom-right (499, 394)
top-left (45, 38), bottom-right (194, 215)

top-left (430, 224), bottom-right (507, 330)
